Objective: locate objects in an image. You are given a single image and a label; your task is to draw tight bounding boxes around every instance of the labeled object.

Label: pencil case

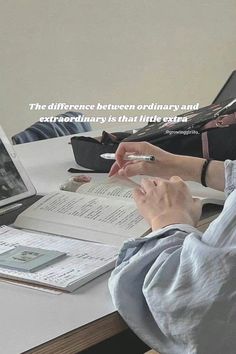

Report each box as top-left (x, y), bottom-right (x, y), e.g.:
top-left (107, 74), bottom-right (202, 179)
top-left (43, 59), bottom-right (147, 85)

top-left (71, 131), bottom-right (130, 172)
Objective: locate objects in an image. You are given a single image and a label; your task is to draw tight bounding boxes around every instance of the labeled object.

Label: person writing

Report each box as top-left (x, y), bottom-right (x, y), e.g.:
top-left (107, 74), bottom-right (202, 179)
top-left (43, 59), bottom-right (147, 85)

top-left (108, 142), bottom-right (235, 354)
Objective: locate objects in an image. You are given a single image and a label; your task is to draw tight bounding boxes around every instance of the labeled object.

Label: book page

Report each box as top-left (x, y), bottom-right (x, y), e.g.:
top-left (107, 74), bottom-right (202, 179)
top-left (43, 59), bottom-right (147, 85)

top-left (186, 181), bottom-right (225, 205)
top-left (14, 191), bottom-right (149, 243)
top-left (0, 226), bottom-right (118, 291)
top-left (77, 176), bottom-right (139, 201)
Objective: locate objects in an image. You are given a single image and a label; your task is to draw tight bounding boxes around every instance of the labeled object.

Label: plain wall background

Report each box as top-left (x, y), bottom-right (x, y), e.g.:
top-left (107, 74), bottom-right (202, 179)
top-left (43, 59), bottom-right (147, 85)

top-left (1, 0), bottom-right (236, 139)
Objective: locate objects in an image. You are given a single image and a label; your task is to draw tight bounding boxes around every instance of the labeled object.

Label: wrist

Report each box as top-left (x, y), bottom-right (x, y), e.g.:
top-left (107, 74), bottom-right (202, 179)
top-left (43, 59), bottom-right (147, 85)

top-left (150, 210), bottom-right (196, 231)
top-left (171, 155), bottom-right (225, 190)
top-left (205, 160), bottom-right (225, 191)
top-left (173, 155), bottom-right (205, 182)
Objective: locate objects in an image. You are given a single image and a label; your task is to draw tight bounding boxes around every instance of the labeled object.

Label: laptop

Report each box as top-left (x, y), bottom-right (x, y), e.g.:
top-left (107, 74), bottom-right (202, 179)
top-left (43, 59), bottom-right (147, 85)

top-left (0, 126), bottom-right (41, 225)
top-left (212, 70), bottom-right (236, 103)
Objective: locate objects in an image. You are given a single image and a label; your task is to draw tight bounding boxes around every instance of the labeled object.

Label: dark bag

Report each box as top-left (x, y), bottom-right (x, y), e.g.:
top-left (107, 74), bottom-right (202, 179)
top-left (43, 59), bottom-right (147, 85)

top-left (71, 131), bottom-right (129, 172)
top-left (71, 99), bottom-right (236, 172)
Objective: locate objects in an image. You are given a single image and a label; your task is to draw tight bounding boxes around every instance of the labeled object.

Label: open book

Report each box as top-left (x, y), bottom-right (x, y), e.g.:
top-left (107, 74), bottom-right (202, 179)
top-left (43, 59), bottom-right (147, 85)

top-left (14, 177), bottom-right (150, 246)
top-left (186, 181), bottom-right (225, 205)
top-left (14, 176), bottom-right (225, 247)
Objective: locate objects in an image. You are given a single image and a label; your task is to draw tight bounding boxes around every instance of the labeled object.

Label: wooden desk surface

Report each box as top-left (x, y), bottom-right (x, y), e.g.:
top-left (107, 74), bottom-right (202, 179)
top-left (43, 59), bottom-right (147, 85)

top-left (24, 312), bottom-right (127, 354)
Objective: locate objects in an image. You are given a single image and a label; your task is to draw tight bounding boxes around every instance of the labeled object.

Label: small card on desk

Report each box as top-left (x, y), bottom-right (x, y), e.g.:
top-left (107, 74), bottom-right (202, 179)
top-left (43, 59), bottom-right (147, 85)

top-left (0, 246), bottom-right (66, 272)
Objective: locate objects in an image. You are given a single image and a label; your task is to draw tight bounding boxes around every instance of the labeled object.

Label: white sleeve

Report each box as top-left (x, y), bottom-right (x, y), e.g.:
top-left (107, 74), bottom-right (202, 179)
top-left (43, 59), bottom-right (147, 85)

top-left (109, 160), bottom-right (236, 354)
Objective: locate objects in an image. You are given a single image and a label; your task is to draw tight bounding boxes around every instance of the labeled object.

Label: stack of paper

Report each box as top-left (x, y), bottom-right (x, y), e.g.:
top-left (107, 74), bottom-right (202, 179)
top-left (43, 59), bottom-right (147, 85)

top-left (0, 226), bottom-right (118, 292)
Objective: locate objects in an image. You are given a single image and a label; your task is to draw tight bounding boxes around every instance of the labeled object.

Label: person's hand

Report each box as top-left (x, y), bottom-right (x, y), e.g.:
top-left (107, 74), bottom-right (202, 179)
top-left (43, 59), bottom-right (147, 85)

top-left (108, 142), bottom-right (204, 182)
top-left (133, 176), bottom-right (202, 230)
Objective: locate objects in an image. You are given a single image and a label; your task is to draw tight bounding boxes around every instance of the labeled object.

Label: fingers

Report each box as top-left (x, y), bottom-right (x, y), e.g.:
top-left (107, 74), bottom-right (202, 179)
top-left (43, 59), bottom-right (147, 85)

top-left (109, 142), bottom-right (159, 177)
top-left (119, 161), bottom-right (149, 177)
top-left (110, 160), bottom-right (157, 178)
top-left (133, 178), bottom-right (160, 201)
top-left (150, 178), bottom-right (158, 186)
top-left (109, 160), bottom-right (147, 177)
top-left (108, 162), bottom-right (120, 177)
top-left (169, 176), bottom-right (184, 182)
top-left (109, 161), bottom-right (135, 177)
top-left (169, 175), bottom-right (188, 190)
top-left (115, 142), bottom-right (152, 167)
top-left (133, 187), bottom-right (145, 202)
top-left (140, 178), bottom-right (156, 193)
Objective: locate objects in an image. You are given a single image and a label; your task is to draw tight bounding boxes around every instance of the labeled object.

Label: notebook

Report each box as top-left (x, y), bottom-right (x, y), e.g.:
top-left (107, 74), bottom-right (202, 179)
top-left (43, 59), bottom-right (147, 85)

top-left (0, 225), bottom-right (118, 292)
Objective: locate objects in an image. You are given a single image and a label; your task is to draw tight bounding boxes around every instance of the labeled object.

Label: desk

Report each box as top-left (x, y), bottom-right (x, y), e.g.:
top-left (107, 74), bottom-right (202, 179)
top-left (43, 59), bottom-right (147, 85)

top-left (15, 132), bottom-right (105, 195)
top-left (0, 134), bottom-right (221, 354)
top-left (0, 134), bottom-right (128, 354)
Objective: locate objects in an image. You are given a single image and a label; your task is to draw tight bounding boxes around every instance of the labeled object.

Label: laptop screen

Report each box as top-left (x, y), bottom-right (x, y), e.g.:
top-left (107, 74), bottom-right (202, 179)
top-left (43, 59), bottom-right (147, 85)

top-left (213, 71), bottom-right (236, 103)
top-left (0, 139), bottom-right (28, 201)
top-left (0, 126), bottom-right (36, 208)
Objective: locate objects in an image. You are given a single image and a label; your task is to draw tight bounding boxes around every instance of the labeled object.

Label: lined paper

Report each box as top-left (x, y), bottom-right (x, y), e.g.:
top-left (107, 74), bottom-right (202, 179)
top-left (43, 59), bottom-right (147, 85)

top-left (0, 226), bottom-right (118, 291)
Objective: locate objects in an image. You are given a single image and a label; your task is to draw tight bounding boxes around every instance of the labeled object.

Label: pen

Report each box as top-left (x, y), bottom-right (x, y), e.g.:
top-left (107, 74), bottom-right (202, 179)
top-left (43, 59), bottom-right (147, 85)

top-left (100, 153), bottom-right (155, 162)
top-left (0, 203), bottom-right (23, 216)
top-left (214, 98), bottom-right (236, 117)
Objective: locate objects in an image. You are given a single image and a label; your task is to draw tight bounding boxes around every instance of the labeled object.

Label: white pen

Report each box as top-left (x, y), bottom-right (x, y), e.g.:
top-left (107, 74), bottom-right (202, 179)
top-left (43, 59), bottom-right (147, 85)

top-left (100, 153), bottom-right (155, 162)
top-left (0, 203), bottom-right (23, 216)
top-left (214, 98), bottom-right (236, 117)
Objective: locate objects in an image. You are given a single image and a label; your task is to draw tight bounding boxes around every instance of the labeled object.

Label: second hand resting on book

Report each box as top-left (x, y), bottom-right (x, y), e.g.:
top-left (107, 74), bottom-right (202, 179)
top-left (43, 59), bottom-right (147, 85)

top-left (108, 141), bottom-right (225, 230)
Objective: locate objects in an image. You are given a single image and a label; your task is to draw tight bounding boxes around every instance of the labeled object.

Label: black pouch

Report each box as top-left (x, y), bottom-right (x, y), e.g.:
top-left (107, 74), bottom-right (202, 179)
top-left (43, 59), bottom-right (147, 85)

top-left (71, 131), bottom-right (131, 172)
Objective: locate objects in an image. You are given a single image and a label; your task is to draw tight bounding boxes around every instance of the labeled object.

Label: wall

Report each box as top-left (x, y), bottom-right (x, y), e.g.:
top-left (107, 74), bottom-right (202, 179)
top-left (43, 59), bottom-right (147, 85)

top-left (0, 0), bottom-right (236, 138)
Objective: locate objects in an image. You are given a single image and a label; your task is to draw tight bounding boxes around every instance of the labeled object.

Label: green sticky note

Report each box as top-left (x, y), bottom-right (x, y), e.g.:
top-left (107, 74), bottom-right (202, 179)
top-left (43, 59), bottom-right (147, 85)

top-left (0, 246), bottom-right (66, 272)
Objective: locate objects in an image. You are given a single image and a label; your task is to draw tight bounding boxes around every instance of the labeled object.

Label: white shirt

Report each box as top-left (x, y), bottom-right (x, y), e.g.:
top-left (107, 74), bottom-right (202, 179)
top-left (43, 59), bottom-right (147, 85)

top-left (109, 160), bottom-right (236, 354)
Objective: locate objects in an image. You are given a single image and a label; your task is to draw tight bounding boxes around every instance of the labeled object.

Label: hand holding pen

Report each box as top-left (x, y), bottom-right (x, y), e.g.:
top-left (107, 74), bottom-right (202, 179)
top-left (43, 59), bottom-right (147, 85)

top-left (108, 142), bottom-right (160, 177)
top-left (101, 153), bottom-right (155, 162)
top-left (107, 141), bottom-right (201, 182)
